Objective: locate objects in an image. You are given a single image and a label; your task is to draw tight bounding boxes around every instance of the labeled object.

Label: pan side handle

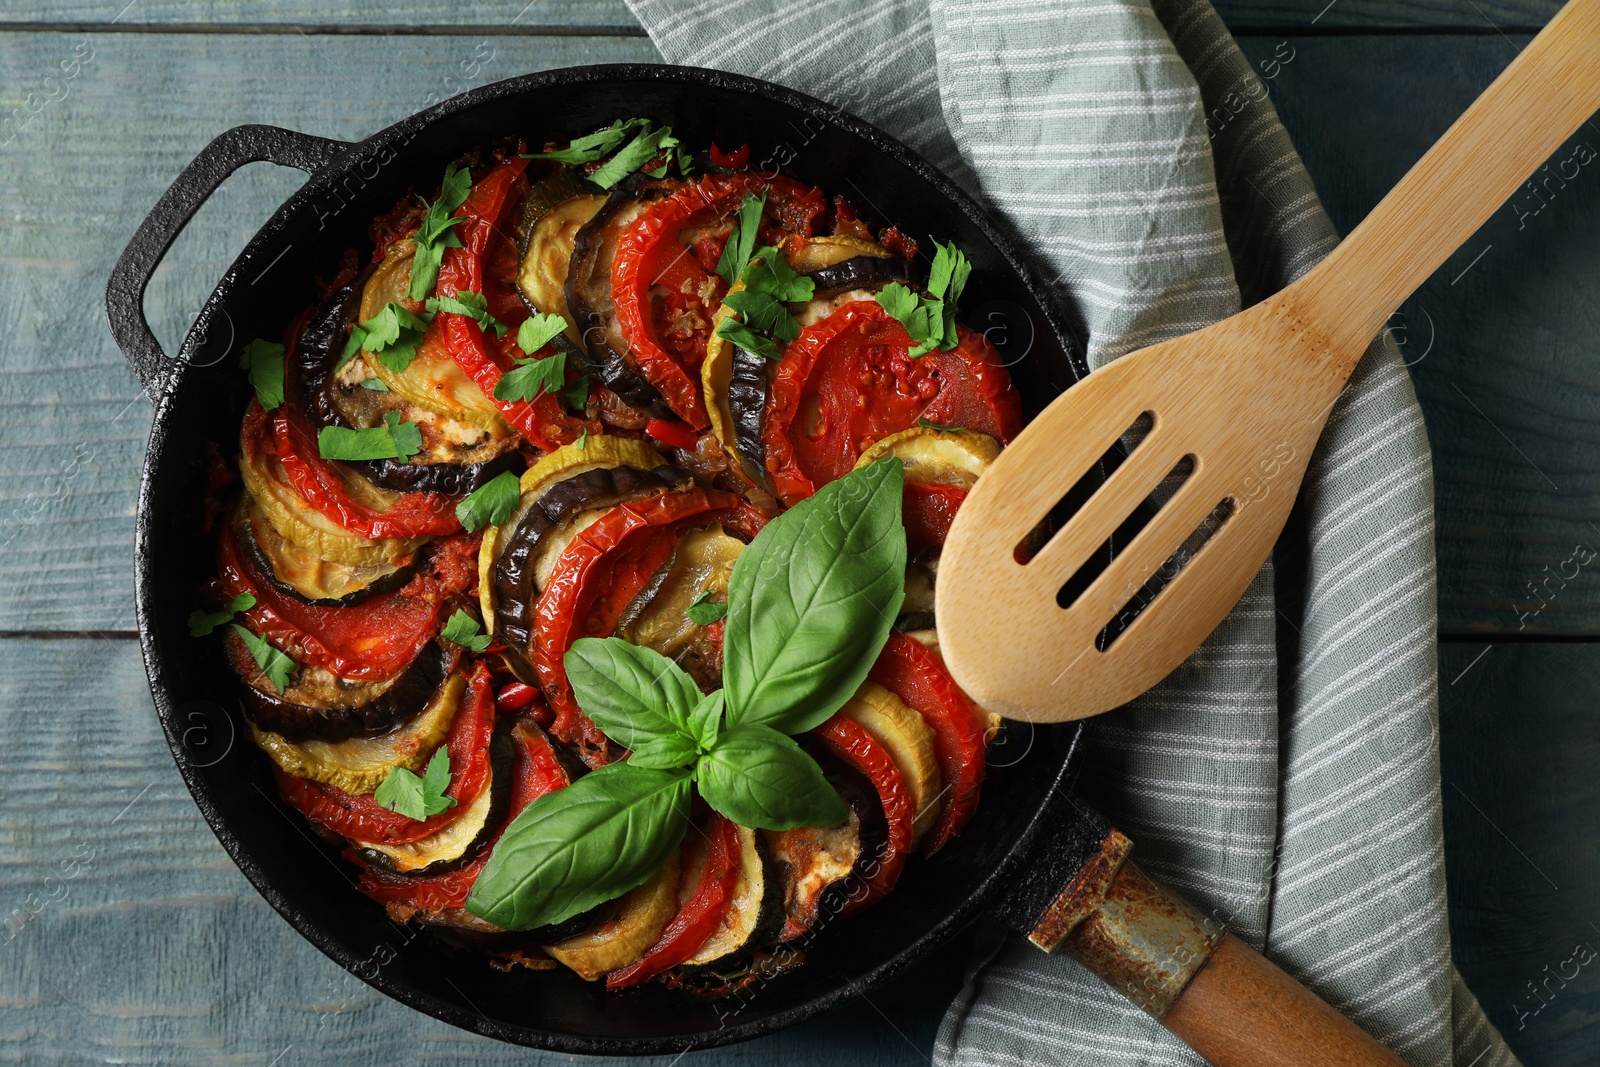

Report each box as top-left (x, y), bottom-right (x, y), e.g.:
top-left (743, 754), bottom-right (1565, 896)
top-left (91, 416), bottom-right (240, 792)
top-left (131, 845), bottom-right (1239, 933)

top-left (105, 124), bottom-right (348, 402)
top-left (1031, 830), bottom-right (1407, 1067)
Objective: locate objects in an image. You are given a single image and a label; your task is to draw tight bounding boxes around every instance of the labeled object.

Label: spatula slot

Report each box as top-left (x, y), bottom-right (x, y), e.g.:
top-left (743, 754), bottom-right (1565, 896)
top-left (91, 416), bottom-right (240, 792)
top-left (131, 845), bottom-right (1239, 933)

top-left (1055, 452), bottom-right (1194, 611)
top-left (1095, 496), bottom-right (1236, 652)
top-left (1015, 411), bottom-right (1154, 565)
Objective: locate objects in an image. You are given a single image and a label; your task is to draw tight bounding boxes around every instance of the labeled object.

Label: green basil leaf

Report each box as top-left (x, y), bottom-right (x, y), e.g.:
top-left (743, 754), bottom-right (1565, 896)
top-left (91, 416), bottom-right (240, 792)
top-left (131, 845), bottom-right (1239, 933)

top-left (687, 689), bottom-right (724, 751)
top-left (697, 724), bottom-right (848, 830)
top-left (238, 338), bottom-right (285, 411)
top-left (230, 624), bottom-right (297, 694)
top-left (455, 470), bottom-right (521, 532)
top-left (715, 317), bottom-right (780, 361)
top-left (723, 459), bottom-right (905, 734)
top-left (440, 608), bottom-right (491, 653)
top-left (467, 762), bottom-right (692, 930)
top-left (495, 350), bottom-right (566, 403)
top-left (685, 590), bottom-right (727, 627)
top-left (564, 637), bottom-right (704, 749)
top-left (517, 312), bottom-right (568, 356)
top-left (627, 733), bottom-right (699, 771)
top-left (187, 592), bottom-right (256, 637)
top-left (715, 192), bottom-right (765, 286)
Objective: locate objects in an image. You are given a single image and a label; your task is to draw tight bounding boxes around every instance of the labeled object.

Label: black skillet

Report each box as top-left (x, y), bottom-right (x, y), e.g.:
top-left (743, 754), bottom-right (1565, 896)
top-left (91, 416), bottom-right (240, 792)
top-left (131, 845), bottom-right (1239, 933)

top-left (105, 65), bottom-right (1397, 1063)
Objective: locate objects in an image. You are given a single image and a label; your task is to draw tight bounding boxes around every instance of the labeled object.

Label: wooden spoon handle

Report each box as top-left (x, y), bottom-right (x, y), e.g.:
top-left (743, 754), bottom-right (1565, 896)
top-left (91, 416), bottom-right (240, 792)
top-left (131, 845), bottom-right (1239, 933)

top-left (1301, 0), bottom-right (1600, 357)
top-left (1161, 933), bottom-right (1406, 1067)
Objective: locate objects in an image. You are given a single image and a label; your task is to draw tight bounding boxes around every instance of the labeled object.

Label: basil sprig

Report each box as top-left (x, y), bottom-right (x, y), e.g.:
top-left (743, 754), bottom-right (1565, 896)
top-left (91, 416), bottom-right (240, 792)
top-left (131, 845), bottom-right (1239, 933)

top-left (467, 459), bottom-right (905, 931)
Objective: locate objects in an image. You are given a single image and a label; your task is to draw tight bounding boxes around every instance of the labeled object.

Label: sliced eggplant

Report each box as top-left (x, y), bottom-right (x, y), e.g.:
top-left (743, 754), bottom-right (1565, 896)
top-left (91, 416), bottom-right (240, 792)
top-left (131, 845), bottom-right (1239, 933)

top-left (515, 168), bottom-right (607, 347)
top-left (853, 426), bottom-right (1000, 488)
top-left (352, 727), bottom-right (513, 875)
top-left (840, 681), bottom-right (942, 845)
top-left (543, 852), bottom-right (682, 981)
top-left (236, 634), bottom-right (456, 743)
top-left (764, 743), bottom-right (887, 942)
top-left (784, 234), bottom-right (891, 273)
top-left (682, 826), bottom-right (783, 968)
top-left (563, 173), bottom-right (680, 414)
top-left (246, 670), bottom-right (466, 795)
top-left (236, 493), bottom-right (414, 608)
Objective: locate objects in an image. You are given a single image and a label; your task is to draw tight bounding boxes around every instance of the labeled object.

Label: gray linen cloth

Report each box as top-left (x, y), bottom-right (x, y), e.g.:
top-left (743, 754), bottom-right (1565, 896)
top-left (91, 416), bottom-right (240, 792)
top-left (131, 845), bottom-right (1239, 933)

top-left (625, 0), bottom-right (1519, 1063)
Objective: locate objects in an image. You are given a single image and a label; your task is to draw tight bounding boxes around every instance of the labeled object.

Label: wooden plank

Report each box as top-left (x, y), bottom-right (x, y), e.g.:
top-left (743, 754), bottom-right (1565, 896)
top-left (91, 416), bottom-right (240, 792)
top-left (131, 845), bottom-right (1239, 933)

top-left (1237, 33), bottom-right (1600, 636)
top-left (0, 0), bottom-right (1563, 31)
top-left (0, 638), bottom-right (957, 1063)
top-left (1438, 640), bottom-right (1600, 1066)
top-left (0, 31), bottom-right (660, 632)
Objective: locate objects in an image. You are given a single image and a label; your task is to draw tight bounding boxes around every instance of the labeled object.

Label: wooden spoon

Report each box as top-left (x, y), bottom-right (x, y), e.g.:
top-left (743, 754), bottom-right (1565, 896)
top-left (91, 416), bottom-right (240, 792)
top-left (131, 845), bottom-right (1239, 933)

top-left (938, 0), bottom-right (1600, 722)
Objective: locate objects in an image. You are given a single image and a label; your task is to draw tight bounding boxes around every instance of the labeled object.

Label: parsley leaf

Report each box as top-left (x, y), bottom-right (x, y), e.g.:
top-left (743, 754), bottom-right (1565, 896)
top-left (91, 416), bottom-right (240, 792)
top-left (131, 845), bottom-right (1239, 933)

top-left (742, 246), bottom-right (813, 303)
top-left (715, 316), bottom-right (781, 361)
top-left (723, 289), bottom-right (801, 344)
top-left (529, 119), bottom-right (643, 165)
top-left (456, 470), bottom-right (521, 532)
top-left (441, 608), bottom-right (492, 653)
top-left (588, 123), bottom-right (681, 189)
top-left (576, 428), bottom-right (589, 450)
top-left (356, 302), bottom-right (432, 374)
top-left (516, 312), bottom-right (568, 356)
top-left (685, 591), bottom-right (728, 626)
top-left (360, 378), bottom-right (390, 391)
top-left (406, 163), bottom-right (472, 301)
top-left (875, 240), bottom-right (972, 357)
top-left (715, 192), bottom-right (765, 286)
top-left (560, 375), bottom-right (590, 414)
top-left (337, 325), bottom-right (368, 373)
top-left (188, 593), bottom-right (256, 637)
top-left (317, 410), bottom-right (423, 462)
top-left (426, 290), bottom-right (506, 339)
top-left (495, 349), bottom-right (567, 403)
top-left (239, 339), bottom-right (285, 411)
top-left (375, 745), bottom-right (458, 822)
top-left (230, 624), bottom-right (297, 694)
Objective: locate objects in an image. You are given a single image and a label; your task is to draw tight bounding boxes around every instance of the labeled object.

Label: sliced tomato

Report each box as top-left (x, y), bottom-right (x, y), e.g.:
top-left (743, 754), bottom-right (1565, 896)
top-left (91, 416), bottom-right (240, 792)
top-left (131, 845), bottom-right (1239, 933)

top-left (243, 403), bottom-right (461, 540)
top-left (902, 482), bottom-right (968, 552)
top-left (606, 814), bottom-right (741, 988)
top-left (434, 156), bottom-right (597, 450)
top-left (356, 718), bottom-right (572, 914)
top-left (217, 519), bottom-right (477, 681)
top-left (813, 714), bottom-right (912, 912)
top-left (533, 487), bottom-right (740, 765)
top-left (274, 660), bottom-right (495, 844)
top-left (611, 174), bottom-right (825, 427)
top-left (868, 634), bottom-right (987, 854)
top-left (763, 301), bottom-right (1023, 505)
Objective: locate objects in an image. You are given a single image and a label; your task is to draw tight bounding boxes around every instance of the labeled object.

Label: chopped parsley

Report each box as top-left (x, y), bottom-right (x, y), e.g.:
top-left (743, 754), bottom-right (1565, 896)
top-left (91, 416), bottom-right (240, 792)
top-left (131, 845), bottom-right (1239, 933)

top-left (344, 302), bottom-right (432, 375)
top-left (516, 312), bottom-right (567, 356)
top-left (495, 348), bottom-right (568, 404)
top-left (231, 624), bottom-right (297, 694)
top-left (426, 289), bottom-right (506, 339)
top-left (238, 339), bottom-right (285, 411)
top-left (188, 593), bottom-right (256, 637)
top-left (375, 746), bottom-right (457, 821)
top-left (317, 410), bottom-right (423, 462)
top-left (440, 608), bottom-right (492, 653)
top-left (529, 118), bottom-right (687, 190)
top-left (713, 209), bottom-right (816, 361)
top-left (917, 416), bottom-right (965, 432)
top-left (875, 240), bottom-right (971, 357)
top-left (406, 162), bottom-right (473, 301)
top-left (455, 470), bottom-right (521, 533)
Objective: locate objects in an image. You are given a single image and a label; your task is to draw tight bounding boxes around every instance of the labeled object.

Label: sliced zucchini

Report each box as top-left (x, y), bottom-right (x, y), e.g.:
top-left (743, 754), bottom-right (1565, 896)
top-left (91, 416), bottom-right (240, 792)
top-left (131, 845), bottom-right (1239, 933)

top-left (841, 681), bottom-right (943, 844)
top-left (240, 417), bottom-right (425, 568)
top-left (517, 186), bottom-right (607, 347)
top-left (352, 729), bottom-right (512, 875)
top-left (237, 493), bottom-right (412, 607)
top-left (247, 670), bottom-right (466, 795)
top-left (853, 426), bottom-right (1000, 489)
top-left (784, 234), bottom-right (891, 274)
top-left (617, 523), bottom-right (743, 662)
top-left (684, 826), bottom-right (782, 967)
top-left (543, 852), bottom-right (682, 981)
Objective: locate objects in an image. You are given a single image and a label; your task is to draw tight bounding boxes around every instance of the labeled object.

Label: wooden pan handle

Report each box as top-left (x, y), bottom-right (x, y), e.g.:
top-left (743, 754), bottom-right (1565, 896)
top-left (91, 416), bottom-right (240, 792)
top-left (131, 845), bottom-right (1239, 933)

top-left (1029, 831), bottom-right (1405, 1066)
top-left (1161, 933), bottom-right (1404, 1067)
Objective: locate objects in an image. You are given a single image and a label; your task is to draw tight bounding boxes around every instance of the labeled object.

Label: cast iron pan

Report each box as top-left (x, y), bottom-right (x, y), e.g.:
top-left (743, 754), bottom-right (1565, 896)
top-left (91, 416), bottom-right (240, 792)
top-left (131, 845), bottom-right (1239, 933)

top-left (105, 65), bottom-right (1106, 1054)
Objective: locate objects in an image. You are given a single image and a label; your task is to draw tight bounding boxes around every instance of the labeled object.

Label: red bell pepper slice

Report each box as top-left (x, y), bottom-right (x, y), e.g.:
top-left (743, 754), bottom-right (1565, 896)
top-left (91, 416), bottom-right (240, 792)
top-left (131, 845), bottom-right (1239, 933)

top-left (611, 173), bottom-right (825, 427)
top-left (901, 482), bottom-right (968, 552)
top-left (433, 157), bottom-right (597, 450)
top-left (356, 715), bottom-right (573, 915)
top-left (812, 714), bottom-right (913, 913)
top-left (868, 634), bottom-right (988, 854)
top-left (708, 143), bottom-right (751, 170)
top-left (217, 517), bottom-right (477, 681)
top-left (763, 302), bottom-right (1023, 506)
top-left (242, 402), bottom-right (461, 540)
top-left (272, 659), bottom-right (495, 845)
top-left (644, 417), bottom-right (701, 452)
top-left (533, 486), bottom-right (739, 765)
top-left (606, 815), bottom-right (742, 988)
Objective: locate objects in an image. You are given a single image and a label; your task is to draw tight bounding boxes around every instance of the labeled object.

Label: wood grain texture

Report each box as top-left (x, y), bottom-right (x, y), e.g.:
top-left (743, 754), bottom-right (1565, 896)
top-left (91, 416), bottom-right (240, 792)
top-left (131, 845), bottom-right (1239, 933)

top-left (1439, 640), bottom-right (1600, 1067)
top-left (0, 31), bottom-right (660, 632)
top-left (1237, 33), bottom-right (1600, 635)
top-left (0, 638), bottom-right (964, 1065)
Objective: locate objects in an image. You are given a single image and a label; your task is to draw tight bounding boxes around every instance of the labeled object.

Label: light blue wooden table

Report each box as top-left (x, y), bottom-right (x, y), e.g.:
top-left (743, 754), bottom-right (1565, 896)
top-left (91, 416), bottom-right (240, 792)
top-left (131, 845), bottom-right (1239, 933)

top-left (1, 1), bottom-right (1596, 1063)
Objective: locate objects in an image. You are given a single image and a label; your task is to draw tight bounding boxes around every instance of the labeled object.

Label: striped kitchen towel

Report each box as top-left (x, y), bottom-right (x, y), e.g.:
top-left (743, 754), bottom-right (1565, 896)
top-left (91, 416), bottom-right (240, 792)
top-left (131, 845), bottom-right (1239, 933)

top-left (625, 0), bottom-right (1518, 1063)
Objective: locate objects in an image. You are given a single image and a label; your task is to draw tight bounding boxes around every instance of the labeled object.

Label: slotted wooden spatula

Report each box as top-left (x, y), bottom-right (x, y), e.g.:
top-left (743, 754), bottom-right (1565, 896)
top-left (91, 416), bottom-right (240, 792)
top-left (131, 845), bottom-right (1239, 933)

top-left (938, 0), bottom-right (1600, 722)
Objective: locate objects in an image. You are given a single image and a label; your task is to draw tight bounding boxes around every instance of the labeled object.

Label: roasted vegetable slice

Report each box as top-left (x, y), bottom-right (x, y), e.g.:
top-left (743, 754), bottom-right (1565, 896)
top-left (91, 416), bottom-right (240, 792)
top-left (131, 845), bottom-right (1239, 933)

top-left (543, 852), bottom-right (682, 981)
top-left (839, 680), bottom-right (942, 845)
top-left (237, 493), bottom-right (413, 608)
top-left (616, 523), bottom-right (742, 686)
top-left (811, 714), bottom-right (913, 915)
top-left (516, 168), bottom-right (606, 346)
top-left (607, 814), bottom-right (742, 988)
top-left (353, 728), bottom-right (512, 875)
top-left (248, 670), bottom-right (466, 795)
top-left (853, 425), bottom-right (999, 488)
top-left (683, 825), bottom-right (782, 968)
